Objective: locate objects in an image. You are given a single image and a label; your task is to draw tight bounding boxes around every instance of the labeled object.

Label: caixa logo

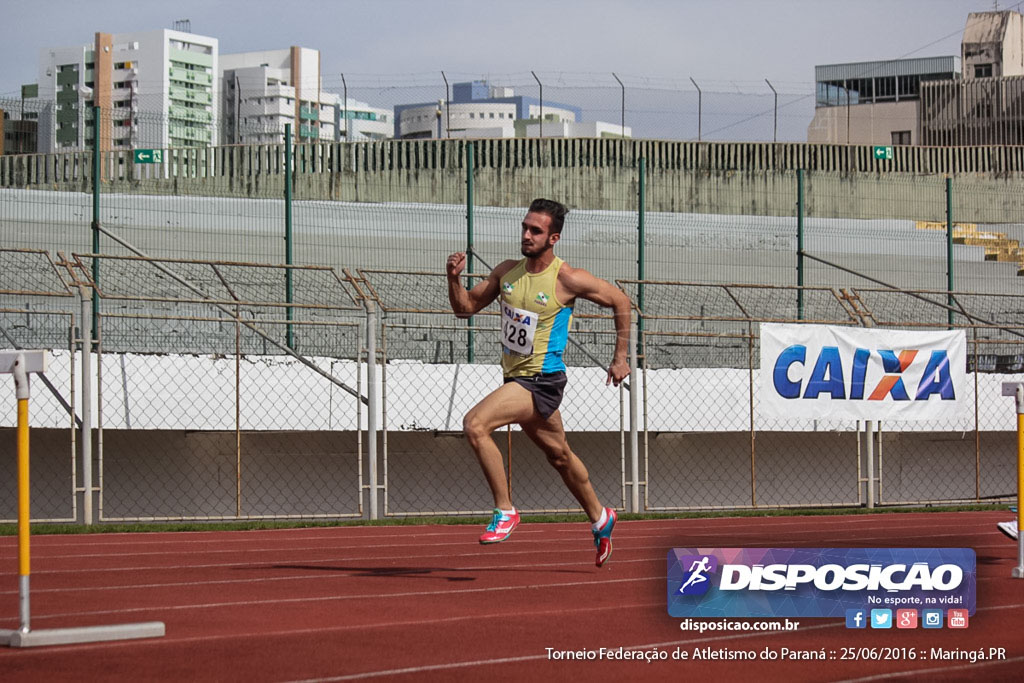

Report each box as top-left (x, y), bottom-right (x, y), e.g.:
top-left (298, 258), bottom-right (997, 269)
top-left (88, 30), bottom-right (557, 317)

top-left (773, 345), bottom-right (955, 401)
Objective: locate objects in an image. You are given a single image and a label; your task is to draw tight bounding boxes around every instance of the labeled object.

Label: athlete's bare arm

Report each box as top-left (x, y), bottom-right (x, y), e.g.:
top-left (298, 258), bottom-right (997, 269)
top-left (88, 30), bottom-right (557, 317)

top-left (556, 265), bottom-right (633, 386)
top-left (446, 252), bottom-right (517, 319)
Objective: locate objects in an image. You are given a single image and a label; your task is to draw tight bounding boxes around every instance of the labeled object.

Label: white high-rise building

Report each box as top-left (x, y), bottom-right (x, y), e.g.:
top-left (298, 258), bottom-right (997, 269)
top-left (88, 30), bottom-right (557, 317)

top-left (35, 29), bottom-right (218, 152)
top-left (220, 47), bottom-right (390, 144)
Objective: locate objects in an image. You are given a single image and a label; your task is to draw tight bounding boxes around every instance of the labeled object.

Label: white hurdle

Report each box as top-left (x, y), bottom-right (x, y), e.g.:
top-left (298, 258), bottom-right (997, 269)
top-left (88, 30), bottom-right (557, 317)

top-left (0, 350), bottom-right (165, 647)
top-left (1000, 381), bottom-right (1024, 579)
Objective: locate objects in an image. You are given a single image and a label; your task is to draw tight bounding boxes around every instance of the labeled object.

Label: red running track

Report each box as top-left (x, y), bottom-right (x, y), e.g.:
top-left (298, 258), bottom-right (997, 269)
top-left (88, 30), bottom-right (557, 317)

top-left (0, 511), bottom-right (1021, 682)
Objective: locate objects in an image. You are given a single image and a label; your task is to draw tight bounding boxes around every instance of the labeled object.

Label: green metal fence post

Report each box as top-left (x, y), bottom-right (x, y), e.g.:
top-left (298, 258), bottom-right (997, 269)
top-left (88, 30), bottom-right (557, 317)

top-left (285, 123), bottom-right (294, 349)
top-left (91, 106), bottom-right (100, 336)
top-left (797, 169), bottom-right (805, 320)
top-left (637, 156), bottom-right (646, 348)
top-left (466, 141), bottom-right (475, 363)
top-left (946, 176), bottom-right (954, 329)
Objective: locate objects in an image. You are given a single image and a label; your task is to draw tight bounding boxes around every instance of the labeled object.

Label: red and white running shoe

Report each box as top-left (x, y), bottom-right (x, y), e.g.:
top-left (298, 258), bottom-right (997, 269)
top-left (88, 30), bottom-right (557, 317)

top-left (479, 508), bottom-right (520, 544)
top-left (593, 507), bottom-right (617, 567)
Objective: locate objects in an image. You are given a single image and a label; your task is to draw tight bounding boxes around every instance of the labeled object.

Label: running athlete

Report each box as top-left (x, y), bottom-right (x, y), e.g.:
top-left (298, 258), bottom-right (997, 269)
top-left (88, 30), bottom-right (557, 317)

top-left (446, 198), bottom-right (632, 567)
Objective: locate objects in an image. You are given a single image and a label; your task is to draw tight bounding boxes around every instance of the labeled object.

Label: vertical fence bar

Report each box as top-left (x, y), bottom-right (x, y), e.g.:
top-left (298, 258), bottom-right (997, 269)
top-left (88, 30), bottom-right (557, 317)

top-left (466, 142), bottom-right (475, 363)
top-left (235, 315), bottom-right (242, 518)
top-left (749, 321), bottom-right (757, 507)
top-left (91, 107), bottom-right (100, 336)
top-left (629, 316), bottom-right (639, 513)
top-left (865, 420), bottom-right (875, 508)
top-left (285, 124), bottom-right (294, 349)
top-left (367, 301), bottom-right (379, 520)
top-left (974, 330), bottom-right (980, 501)
top-left (637, 156), bottom-right (646, 342)
top-left (946, 176), bottom-right (954, 329)
top-left (797, 169), bottom-right (805, 320)
top-left (80, 290), bottom-right (93, 525)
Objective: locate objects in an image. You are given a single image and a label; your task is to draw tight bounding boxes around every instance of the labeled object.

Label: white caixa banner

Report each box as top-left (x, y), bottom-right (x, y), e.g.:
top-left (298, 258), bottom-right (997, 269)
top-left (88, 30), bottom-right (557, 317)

top-left (759, 323), bottom-right (967, 421)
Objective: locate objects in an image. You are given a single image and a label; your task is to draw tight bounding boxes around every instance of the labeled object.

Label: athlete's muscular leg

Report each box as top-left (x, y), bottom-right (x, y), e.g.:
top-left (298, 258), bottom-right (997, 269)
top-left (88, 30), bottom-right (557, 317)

top-left (521, 410), bottom-right (603, 523)
top-left (463, 382), bottom-right (536, 509)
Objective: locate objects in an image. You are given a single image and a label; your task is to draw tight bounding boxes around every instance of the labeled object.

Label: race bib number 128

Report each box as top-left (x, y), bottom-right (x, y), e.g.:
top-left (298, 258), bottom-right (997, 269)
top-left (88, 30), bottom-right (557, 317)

top-left (501, 301), bottom-right (538, 356)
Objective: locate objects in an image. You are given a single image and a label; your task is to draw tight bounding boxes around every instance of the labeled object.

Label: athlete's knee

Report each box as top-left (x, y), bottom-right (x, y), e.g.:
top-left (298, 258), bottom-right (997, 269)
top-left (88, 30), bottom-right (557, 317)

top-left (462, 412), bottom-right (490, 444)
top-left (544, 444), bottom-right (574, 471)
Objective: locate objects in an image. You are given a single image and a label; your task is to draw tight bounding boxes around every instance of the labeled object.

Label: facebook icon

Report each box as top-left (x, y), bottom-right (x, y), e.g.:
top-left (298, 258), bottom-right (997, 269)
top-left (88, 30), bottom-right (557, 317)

top-left (846, 609), bottom-right (867, 629)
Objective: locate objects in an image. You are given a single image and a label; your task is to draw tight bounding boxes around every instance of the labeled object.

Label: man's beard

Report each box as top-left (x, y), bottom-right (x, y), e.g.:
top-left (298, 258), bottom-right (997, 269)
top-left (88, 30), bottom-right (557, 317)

top-left (521, 242), bottom-right (549, 257)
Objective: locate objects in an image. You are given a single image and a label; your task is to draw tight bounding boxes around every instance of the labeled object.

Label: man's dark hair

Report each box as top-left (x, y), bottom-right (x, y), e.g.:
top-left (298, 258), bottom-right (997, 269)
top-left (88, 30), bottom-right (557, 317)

top-left (528, 198), bottom-right (569, 234)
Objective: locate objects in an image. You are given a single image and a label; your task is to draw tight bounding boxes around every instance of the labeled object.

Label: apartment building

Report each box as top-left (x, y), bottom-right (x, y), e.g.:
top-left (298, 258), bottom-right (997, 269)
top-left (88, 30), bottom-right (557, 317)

top-left (31, 29), bottom-right (218, 152)
top-left (220, 47), bottom-right (390, 144)
top-left (394, 80), bottom-right (583, 139)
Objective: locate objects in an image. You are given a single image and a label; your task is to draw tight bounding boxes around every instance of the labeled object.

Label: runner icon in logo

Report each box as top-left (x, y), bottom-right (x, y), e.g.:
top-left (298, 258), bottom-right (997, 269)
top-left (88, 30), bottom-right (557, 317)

top-left (678, 556), bottom-right (714, 595)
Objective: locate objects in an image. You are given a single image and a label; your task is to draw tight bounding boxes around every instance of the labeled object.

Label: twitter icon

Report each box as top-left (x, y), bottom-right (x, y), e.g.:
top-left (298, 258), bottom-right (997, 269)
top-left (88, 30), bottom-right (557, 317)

top-left (870, 609), bottom-right (892, 629)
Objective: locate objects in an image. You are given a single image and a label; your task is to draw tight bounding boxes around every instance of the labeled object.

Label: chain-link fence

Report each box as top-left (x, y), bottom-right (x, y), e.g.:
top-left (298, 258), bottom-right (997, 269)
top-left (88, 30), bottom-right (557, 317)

top-left (3, 131), bottom-right (1024, 522)
top-left (351, 269), bottom-right (627, 517)
top-left (2, 251), bottom-right (1021, 522)
top-left (617, 279), bottom-right (1023, 511)
top-left (0, 249), bottom-right (79, 522)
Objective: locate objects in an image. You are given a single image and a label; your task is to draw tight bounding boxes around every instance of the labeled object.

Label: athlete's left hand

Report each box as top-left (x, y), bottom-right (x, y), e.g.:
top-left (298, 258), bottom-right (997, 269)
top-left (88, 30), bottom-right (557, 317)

top-left (606, 358), bottom-right (630, 386)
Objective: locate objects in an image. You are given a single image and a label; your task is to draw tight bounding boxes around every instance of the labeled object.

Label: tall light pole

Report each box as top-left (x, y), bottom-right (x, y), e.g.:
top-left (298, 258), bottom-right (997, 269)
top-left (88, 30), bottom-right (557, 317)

top-left (341, 73), bottom-right (349, 142)
top-left (442, 71), bottom-right (450, 138)
top-left (531, 71), bottom-right (543, 138)
top-left (690, 77), bottom-right (702, 141)
top-left (613, 72), bottom-right (625, 137)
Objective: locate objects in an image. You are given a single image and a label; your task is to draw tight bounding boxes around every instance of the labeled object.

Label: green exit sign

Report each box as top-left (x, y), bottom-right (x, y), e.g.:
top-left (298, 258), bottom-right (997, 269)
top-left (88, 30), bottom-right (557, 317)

top-left (873, 146), bottom-right (893, 160)
top-left (133, 149), bottom-right (163, 164)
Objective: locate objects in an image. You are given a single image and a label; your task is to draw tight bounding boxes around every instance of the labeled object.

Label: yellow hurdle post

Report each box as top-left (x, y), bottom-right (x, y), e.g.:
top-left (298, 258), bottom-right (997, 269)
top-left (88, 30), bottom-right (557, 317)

top-left (1, 349), bottom-right (165, 648)
top-left (16, 382), bottom-right (30, 631)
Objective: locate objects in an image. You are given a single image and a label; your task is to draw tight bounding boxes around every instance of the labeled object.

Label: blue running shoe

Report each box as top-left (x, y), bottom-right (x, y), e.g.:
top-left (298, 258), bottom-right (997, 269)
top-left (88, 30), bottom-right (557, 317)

top-left (593, 507), bottom-right (617, 567)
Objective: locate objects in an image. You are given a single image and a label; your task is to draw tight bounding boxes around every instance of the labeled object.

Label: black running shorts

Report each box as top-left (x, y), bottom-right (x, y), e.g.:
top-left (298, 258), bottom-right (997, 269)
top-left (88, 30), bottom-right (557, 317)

top-left (504, 371), bottom-right (568, 419)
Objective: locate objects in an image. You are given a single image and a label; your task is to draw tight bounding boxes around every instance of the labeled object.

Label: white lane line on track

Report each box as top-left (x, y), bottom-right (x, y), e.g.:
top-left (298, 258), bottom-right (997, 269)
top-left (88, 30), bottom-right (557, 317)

top-left (835, 655), bottom-right (1024, 683)
top-left (281, 601), bottom-right (1024, 682)
top-left (8, 574), bottom-right (662, 623)
top-left (10, 564), bottom-right (1024, 629)
top-left (2, 596), bottom-right (1020, 680)
top-left (0, 557), bottom-right (654, 595)
top-left (0, 513), bottom-right (1009, 551)
top-left (0, 526), bottom-right (1013, 563)
top-left (1, 541), bottom-right (1017, 584)
top-left (0, 600), bottom-right (667, 658)
top-left (280, 623), bottom-right (845, 682)
top-left (2, 543), bottom-right (1017, 597)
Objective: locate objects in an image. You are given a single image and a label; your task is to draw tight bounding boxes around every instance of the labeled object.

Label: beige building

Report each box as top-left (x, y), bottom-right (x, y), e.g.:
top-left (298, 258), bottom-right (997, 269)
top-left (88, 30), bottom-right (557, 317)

top-left (921, 11), bottom-right (1024, 146)
top-left (961, 10), bottom-right (1024, 78)
top-left (807, 57), bottom-right (959, 146)
top-left (809, 9), bottom-right (1024, 147)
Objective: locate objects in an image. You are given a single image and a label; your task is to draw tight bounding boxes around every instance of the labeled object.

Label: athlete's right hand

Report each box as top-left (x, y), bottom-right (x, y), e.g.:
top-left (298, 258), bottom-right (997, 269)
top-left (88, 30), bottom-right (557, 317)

top-left (446, 252), bottom-right (466, 277)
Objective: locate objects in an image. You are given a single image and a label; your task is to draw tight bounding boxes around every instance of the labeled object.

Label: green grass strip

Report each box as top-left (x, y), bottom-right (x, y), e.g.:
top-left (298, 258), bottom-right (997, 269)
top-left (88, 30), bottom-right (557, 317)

top-left (0, 503), bottom-right (1013, 536)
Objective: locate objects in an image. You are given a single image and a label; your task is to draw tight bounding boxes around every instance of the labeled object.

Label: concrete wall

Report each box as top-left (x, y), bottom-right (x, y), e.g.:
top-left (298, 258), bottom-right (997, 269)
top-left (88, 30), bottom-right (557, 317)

top-left (3, 138), bottom-right (1024, 233)
top-left (2, 427), bottom-right (1015, 522)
